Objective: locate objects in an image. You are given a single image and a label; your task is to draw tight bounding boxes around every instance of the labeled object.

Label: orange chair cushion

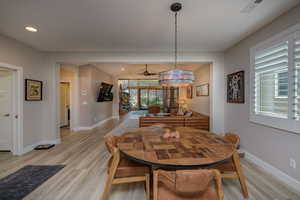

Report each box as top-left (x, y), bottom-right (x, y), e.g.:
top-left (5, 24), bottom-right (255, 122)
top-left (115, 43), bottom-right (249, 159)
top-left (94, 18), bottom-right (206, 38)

top-left (158, 183), bottom-right (219, 200)
top-left (157, 170), bottom-right (219, 200)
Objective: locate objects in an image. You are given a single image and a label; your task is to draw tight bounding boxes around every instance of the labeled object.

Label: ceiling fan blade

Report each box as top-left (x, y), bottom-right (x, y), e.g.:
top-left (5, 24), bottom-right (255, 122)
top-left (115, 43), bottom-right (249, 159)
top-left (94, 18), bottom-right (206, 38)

top-left (146, 73), bottom-right (158, 76)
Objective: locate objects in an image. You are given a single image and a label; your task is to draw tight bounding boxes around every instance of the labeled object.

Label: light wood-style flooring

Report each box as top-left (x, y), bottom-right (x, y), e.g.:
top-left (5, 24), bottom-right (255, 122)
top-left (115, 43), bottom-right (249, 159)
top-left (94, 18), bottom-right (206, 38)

top-left (0, 117), bottom-right (299, 200)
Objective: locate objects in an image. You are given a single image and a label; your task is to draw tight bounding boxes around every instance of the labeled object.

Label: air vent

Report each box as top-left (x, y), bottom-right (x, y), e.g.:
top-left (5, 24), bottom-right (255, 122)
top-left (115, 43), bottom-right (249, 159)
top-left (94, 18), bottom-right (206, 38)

top-left (254, 0), bottom-right (263, 4)
top-left (241, 0), bottom-right (264, 13)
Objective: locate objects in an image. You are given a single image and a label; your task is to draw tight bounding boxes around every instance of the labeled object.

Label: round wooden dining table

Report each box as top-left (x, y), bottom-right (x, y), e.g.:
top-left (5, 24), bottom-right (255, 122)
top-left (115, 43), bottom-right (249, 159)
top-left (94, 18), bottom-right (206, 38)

top-left (117, 126), bottom-right (235, 169)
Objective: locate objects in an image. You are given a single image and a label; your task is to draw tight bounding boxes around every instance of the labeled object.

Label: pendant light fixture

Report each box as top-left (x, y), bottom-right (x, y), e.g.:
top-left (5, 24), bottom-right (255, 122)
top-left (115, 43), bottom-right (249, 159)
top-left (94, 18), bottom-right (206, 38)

top-left (159, 2), bottom-right (195, 87)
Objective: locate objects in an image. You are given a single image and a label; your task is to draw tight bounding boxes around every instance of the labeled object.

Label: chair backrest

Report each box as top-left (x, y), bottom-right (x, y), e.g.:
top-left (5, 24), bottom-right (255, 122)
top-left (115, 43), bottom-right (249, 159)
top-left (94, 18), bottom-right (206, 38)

top-left (224, 133), bottom-right (240, 149)
top-left (175, 169), bottom-right (213, 193)
top-left (104, 135), bottom-right (118, 154)
top-left (154, 169), bottom-right (224, 200)
top-left (104, 136), bottom-right (120, 176)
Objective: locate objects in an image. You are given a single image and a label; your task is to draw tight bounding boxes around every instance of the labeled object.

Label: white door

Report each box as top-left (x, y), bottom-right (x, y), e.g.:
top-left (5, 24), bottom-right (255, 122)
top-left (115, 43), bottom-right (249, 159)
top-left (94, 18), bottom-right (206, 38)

top-left (60, 82), bottom-right (70, 127)
top-left (0, 68), bottom-right (13, 151)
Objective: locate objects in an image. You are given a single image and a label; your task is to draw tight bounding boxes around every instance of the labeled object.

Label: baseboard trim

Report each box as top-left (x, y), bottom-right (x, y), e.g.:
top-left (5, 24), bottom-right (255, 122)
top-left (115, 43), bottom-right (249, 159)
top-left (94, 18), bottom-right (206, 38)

top-left (22, 139), bottom-right (60, 155)
top-left (0, 140), bottom-right (10, 151)
top-left (242, 149), bottom-right (300, 192)
top-left (73, 116), bottom-right (117, 131)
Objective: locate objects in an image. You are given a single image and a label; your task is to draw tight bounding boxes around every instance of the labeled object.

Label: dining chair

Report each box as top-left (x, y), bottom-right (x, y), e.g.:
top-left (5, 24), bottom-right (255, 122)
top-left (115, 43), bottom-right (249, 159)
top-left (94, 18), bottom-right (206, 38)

top-left (209, 132), bottom-right (248, 198)
top-left (221, 132), bottom-right (240, 149)
top-left (101, 136), bottom-right (150, 200)
top-left (153, 169), bottom-right (224, 200)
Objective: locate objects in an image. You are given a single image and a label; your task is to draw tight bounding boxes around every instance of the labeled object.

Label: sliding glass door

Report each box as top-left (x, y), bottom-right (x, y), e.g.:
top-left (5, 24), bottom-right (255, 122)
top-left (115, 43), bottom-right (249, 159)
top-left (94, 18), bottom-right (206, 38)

top-left (129, 89), bottom-right (138, 109)
top-left (139, 88), bottom-right (163, 110)
top-left (140, 89), bottom-right (149, 109)
top-left (118, 79), bottom-right (178, 112)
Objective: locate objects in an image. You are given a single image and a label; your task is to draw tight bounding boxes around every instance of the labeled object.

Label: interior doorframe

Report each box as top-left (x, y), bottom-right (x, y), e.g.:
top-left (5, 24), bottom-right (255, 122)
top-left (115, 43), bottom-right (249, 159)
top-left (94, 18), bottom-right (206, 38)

top-left (60, 81), bottom-right (72, 129)
top-left (55, 64), bottom-right (79, 136)
top-left (0, 62), bottom-right (23, 155)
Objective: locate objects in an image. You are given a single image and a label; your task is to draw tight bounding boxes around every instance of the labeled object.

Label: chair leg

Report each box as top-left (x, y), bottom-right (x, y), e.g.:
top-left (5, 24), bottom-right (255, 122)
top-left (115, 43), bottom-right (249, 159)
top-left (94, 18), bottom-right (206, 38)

top-left (145, 174), bottom-right (150, 200)
top-left (100, 175), bottom-right (114, 200)
top-left (232, 151), bottom-right (249, 199)
top-left (214, 170), bottom-right (224, 200)
top-left (153, 171), bottom-right (158, 200)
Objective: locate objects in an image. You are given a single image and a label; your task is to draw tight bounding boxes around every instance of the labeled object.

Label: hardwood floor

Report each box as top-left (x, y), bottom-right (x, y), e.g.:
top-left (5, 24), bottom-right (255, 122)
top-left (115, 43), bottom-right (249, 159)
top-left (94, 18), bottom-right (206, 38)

top-left (0, 117), bottom-right (299, 200)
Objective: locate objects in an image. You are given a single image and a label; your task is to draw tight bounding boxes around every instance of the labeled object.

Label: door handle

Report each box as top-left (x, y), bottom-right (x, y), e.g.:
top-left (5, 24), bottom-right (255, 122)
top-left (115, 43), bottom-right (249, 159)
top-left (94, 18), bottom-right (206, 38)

top-left (4, 114), bottom-right (10, 117)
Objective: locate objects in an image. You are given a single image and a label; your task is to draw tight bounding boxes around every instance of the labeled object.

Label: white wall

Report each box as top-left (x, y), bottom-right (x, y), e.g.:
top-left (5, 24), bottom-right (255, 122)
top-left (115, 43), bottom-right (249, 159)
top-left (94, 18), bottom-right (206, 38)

top-left (91, 66), bottom-right (114, 124)
top-left (0, 34), bottom-right (57, 153)
top-left (184, 64), bottom-right (211, 116)
top-left (78, 64), bottom-right (113, 128)
top-left (224, 5), bottom-right (300, 182)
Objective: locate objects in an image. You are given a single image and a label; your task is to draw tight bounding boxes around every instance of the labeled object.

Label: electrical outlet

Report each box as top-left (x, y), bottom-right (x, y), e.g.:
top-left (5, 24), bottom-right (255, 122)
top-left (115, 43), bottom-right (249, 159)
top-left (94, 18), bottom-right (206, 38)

top-left (290, 158), bottom-right (296, 169)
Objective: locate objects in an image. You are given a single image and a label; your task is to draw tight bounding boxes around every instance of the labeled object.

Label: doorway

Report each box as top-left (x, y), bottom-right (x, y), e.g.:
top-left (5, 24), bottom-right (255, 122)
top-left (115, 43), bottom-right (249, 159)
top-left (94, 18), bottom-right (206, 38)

top-left (0, 68), bottom-right (13, 151)
top-left (60, 82), bottom-right (70, 128)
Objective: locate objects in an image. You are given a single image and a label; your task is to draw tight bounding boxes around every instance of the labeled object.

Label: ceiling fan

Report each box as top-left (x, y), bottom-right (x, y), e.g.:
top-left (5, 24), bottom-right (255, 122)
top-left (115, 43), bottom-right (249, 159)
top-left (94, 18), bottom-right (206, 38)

top-left (138, 64), bottom-right (158, 76)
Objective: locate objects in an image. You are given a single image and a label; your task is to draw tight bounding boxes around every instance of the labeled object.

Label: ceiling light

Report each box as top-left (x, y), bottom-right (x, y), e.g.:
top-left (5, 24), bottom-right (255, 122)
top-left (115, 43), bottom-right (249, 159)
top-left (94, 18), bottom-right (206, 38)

top-left (25, 26), bottom-right (38, 32)
top-left (159, 3), bottom-right (195, 87)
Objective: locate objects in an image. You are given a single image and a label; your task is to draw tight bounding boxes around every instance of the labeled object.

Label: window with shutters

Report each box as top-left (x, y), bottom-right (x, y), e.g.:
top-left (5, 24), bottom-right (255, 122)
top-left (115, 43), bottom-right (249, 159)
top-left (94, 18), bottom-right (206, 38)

top-left (275, 71), bottom-right (288, 98)
top-left (250, 26), bottom-right (300, 134)
top-left (294, 37), bottom-right (300, 120)
top-left (253, 41), bottom-right (289, 118)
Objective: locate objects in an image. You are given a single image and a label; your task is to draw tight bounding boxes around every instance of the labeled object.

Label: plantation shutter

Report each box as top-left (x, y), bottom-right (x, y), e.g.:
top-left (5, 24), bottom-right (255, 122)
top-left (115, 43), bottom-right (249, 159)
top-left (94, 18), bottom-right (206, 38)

top-left (253, 41), bottom-right (289, 118)
top-left (294, 36), bottom-right (300, 120)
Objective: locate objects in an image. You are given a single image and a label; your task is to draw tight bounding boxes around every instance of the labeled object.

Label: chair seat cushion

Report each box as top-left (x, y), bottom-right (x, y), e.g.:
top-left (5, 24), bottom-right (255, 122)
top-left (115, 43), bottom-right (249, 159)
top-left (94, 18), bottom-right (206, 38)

top-left (158, 183), bottom-right (219, 200)
top-left (115, 157), bottom-right (150, 178)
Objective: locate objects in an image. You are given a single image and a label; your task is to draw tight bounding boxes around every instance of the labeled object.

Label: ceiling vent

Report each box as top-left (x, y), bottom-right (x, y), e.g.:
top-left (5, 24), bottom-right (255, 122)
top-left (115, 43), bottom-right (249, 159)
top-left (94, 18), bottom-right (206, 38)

top-left (241, 0), bottom-right (264, 13)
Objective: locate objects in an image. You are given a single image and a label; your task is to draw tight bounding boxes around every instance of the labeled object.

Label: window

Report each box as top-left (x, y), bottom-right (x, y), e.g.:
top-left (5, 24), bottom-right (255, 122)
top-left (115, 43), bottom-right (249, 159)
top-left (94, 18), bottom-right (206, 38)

top-left (275, 71), bottom-right (288, 98)
top-left (118, 79), bottom-right (167, 110)
top-left (129, 80), bottom-right (138, 87)
top-left (253, 40), bottom-right (289, 118)
top-left (294, 38), bottom-right (300, 120)
top-left (119, 80), bottom-right (128, 89)
top-left (250, 27), bottom-right (300, 133)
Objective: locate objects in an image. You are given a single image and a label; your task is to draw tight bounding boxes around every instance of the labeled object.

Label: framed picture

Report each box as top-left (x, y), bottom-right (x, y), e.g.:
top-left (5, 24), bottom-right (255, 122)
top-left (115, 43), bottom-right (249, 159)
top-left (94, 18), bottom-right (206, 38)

top-left (196, 84), bottom-right (209, 96)
top-left (227, 71), bottom-right (244, 103)
top-left (187, 86), bottom-right (193, 99)
top-left (25, 79), bottom-right (43, 101)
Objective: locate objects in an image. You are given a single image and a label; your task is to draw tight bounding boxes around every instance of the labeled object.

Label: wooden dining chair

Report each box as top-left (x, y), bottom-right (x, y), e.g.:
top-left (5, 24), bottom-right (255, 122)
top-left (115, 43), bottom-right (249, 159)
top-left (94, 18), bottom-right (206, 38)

top-left (153, 169), bottom-right (224, 200)
top-left (101, 136), bottom-right (150, 200)
top-left (221, 132), bottom-right (240, 149)
top-left (209, 132), bottom-right (248, 198)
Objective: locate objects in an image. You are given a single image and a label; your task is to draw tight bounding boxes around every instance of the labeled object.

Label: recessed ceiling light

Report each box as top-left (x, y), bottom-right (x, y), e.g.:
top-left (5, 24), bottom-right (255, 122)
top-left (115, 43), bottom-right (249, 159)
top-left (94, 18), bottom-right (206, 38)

top-left (25, 26), bottom-right (38, 32)
top-left (121, 67), bottom-right (125, 71)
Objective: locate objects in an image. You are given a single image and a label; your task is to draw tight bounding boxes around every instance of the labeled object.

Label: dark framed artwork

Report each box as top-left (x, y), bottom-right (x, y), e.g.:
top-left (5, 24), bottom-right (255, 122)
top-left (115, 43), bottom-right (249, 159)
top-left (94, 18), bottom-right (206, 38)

top-left (25, 79), bottom-right (43, 101)
top-left (187, 86), bottom-right (193, 99)
top-left (196, 84), bottom-right (209, 96)
top-left (227, 71), bottom-right (244, 103)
